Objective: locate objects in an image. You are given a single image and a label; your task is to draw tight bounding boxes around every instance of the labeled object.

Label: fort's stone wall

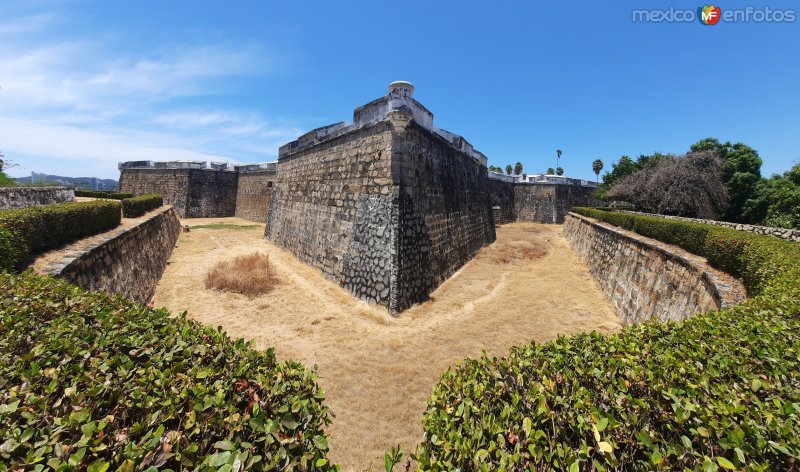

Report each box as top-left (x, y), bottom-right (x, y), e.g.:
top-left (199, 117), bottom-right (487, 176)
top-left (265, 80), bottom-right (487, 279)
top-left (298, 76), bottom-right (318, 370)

top-left (37, 206), bottom-right (181, 304)
top-left (514, 184), bottom-right (600, 224)
top-left (0, 187), bottom-right (75, 209)
top-left (266, 121), bottom-right (396, 308)
top-left (488, 179), bottom-right (514, 225)
top-left (563, 212), bottom-right (745, 324)
top-left (119, 168), bottom-right (237, 218)
top-left (619, 210), bottom-right (800, 242)
top-left (235, 170), bottom-right (276, 221)
top-left (393, 122), bottom-right (495, 311)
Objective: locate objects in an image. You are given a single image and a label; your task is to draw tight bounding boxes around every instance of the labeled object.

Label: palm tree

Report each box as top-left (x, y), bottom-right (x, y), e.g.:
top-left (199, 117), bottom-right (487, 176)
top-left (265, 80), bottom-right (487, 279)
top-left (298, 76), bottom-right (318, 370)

top-left (514, 162), bottom-right (523, 175)
top-left (505, 164), bottom-right (513, 175)
top-left (592, 159), bottom-right (604, 182)
top-left (556, 149), bottom-right (562, 173)
top-left (556, 167), bottom-right (564, 176)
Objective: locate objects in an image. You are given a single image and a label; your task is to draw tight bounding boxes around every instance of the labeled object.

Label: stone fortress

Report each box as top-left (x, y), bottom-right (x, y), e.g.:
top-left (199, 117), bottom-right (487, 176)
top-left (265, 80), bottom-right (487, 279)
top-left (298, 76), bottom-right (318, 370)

top-left (119, 81), bottom-right (600, 312)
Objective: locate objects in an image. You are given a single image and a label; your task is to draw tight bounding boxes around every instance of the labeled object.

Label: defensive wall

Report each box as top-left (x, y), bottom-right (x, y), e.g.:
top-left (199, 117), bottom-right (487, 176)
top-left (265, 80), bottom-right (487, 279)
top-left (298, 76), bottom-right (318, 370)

top-left (563, 212), bottom-right (745, 324)
top-left (118, 161), bottom-right (276, 220)
top-left (33, 206), bottom-right (181, 304)
top-left (115, 82), bottom-right (601, 312)
top-left (0, 186), bottom-right (75, 210)
top-left (266, 82), bottom-right (494, 312)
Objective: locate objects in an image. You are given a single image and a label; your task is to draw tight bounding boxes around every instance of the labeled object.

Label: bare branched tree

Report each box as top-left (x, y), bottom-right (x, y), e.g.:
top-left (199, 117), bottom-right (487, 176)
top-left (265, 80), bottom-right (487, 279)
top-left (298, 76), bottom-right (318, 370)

top-left (606, 151), bottom-right (728, 219)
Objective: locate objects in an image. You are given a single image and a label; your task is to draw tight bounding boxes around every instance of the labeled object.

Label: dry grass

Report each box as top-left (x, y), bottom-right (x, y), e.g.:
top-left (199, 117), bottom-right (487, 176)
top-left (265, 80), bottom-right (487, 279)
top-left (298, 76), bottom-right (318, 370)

top-left (204, 252), bottom-right (277, 297)
top-left (154, 218), bottom-right (621, 470)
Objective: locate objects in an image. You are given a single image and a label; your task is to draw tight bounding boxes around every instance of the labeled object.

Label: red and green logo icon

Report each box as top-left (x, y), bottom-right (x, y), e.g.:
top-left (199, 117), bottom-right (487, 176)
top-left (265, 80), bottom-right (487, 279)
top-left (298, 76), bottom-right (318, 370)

top-left (699, 5), bottom-right (721, 24)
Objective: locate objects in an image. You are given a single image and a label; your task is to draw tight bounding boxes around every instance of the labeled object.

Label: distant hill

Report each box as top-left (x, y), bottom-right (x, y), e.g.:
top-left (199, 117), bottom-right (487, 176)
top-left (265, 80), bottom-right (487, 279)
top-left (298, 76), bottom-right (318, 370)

top-left (14, 172), bottom-right (119, 191)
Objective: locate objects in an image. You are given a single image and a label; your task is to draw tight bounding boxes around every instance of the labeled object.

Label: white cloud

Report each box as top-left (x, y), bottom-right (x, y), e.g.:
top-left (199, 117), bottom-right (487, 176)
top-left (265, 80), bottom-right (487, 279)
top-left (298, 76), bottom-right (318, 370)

top-left (0, 10), bottom-right (297, 180)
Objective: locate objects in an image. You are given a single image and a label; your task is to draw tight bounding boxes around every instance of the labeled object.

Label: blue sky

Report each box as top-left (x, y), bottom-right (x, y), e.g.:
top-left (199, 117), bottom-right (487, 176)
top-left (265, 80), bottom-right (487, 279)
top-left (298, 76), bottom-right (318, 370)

top-left (1, 0), bottom-right (798, 181)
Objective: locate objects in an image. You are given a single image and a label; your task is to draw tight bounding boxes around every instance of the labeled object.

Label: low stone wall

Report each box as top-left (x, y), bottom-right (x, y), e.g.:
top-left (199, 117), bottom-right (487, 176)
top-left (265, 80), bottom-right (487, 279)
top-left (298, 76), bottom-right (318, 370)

top-left (0, 187), bottom-right (75, 209)
top-left (619, 210), bottom-right (800, 242)
top-left (564, 212), bottom-right (744, 324)
top-left (36, 206), bottom-right (181, 303)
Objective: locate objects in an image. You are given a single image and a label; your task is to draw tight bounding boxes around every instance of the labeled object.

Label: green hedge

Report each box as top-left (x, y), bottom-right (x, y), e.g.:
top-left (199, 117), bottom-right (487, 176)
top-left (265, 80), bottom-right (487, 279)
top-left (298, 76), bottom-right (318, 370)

top-left (417, 209), bottom-right (800, 470)
top-left (0, 201), bottom-right (122, 272)
top-left (74, 190), bottom-right (134, 199)
top-left (121, 194), bottom-right (163, 218)
top-left (0, 271), bottom-right (335, 470)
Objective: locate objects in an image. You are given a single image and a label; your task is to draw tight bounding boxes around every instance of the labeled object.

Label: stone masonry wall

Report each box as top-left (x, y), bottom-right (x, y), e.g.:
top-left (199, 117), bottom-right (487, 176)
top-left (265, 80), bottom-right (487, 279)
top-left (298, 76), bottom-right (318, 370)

top-left (235, 170), bottom-right (276, 221)
top-left (119, 169), bottom-right (191, 215)
top-left (393, 121), bottom-right (495, 312)
top-left (120, 169), bottom-right (238, 218)
top-left (488, 179), bottom-right (514, 225)
top-left (40, 206), bottom-right (181, 304)
top-left (266, 121), bottom-right (397, 308)
top-left (563, 212), bottom-right (744, 324)
top-left (186, 170), bottom-right (238, 218)
top-left (515, 184), bottom-right (600, 224)
top-left (620, 210), bottom-right (800, 242)
top-left (0, 187), bottom-right (75, 209)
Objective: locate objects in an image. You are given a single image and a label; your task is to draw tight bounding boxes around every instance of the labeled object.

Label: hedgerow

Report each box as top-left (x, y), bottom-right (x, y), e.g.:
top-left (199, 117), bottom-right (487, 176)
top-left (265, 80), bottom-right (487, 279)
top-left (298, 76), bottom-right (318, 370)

top-left (0, 271), bottom-right (335, 470)
top-left (417, 208), bottom-right (800, 471)
top-left (0, 201), bottom-right (122, 272)
top-left (74, 190), bottom-right (134, 199)
top-left (121, 194), bottom-right (163, 218)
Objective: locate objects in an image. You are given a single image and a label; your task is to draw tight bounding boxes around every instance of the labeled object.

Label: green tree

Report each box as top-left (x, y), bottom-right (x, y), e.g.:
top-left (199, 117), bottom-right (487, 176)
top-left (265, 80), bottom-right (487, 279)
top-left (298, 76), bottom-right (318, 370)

top-left (556, 149), bottom-right (562, 172)
top-left (514, 162), bottom-right (523, 175)
top-left (592, 159), bottom-right (604, 182)
top-left (546, 167), bottom-right (555, 175)
top-left (602, 156), bottom-right (637, 188)
top-left (505, 164), bottom-right (513, 175)
top-left (741, 162), bottom-right (800, 229)
top-left (690, 137), bottom-right (762, 221)
top-left (0, 152), bottom-right (17, 187)
top-left (556, 167), bottom-right (564, 176)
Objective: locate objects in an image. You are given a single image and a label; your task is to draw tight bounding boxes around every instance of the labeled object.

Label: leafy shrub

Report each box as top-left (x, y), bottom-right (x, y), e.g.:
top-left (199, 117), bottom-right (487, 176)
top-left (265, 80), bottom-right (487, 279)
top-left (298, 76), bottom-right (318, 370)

top-left (417, 208), bottom-right (800, 470)
top-left (74, 190), bottom-right (134, 199)
top-left (0, 200), bottom-right (122, 271)
top-left (121, 194), bottom-right (163, 218)
top-left (0, 271), bottom-right (335, 470)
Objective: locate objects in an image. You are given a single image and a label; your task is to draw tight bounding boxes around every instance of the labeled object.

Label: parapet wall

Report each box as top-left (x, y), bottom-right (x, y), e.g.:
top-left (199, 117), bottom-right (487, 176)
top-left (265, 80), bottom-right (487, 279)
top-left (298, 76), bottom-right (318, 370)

top-left (488, 179), bottom-right (514, 224)
top-left (0, 187), bottom-right (75, 209)
top-left (620, 210), bottom-right (800, 242)
top-left (563, 212), bottom-right (745, 324)
top-left (36, 206), bottom-right (181, 304)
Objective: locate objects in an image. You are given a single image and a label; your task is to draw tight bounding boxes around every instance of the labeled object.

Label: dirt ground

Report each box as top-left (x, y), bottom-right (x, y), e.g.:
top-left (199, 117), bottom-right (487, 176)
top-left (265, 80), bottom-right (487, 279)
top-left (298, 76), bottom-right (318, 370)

top-left (153, 219), bottom-right (621, 470)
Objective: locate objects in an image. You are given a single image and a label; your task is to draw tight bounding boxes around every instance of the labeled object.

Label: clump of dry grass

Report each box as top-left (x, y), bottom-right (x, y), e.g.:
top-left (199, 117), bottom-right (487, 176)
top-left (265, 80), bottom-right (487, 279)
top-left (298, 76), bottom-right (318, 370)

top-left (205, 252), bottom-right (278, 297)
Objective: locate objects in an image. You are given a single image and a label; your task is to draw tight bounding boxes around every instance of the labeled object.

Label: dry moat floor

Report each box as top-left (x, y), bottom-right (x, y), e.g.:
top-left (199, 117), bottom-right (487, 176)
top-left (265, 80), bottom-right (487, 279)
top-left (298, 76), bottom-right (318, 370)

top-left (153, 219), bottom-right (621, 470)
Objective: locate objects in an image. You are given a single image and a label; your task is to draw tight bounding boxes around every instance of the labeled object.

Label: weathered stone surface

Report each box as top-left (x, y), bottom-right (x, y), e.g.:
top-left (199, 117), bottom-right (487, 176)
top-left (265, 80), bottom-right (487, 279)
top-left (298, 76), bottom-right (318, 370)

top-left (235, 169), bottom-right (276, 221)
top-left (119, 168), bottom-right (237, 218)
top-left (488, 179), bottom-right (514, 225)
top-left (265, 118), bottom-right (495, 314)
top-left (563, 212), bottom-right (745, 324)
top-left (620, 210), bottom-right (800, 242)
top-left (38, 206), bottom-right (181, 303)
top-left (514, 184), bottom-right (600, 224)
top-left (0, 187), bottom-right (75, 209)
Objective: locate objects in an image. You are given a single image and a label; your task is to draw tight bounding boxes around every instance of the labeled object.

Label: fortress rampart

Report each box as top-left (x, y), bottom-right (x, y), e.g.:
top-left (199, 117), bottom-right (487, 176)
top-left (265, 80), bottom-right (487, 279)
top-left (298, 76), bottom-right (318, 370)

top-left (117, 82), bottom-right (601, 312)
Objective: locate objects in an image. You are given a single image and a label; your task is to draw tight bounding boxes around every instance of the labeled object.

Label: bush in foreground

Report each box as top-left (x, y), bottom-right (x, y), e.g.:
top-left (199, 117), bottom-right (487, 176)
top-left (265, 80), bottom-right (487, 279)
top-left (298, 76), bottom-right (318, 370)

top-left (0, 271), bottom-right (335, 470)
top-left (121, 194), bottom-right (163, 218)
top-left (0, 200), bottom-right (122, 272)
top-left (417, 209), bottom-right (800, 470)
top-left (74, 190), bottom-right (134, 199)
top-left (206, 252), bottom-right (278, 298)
